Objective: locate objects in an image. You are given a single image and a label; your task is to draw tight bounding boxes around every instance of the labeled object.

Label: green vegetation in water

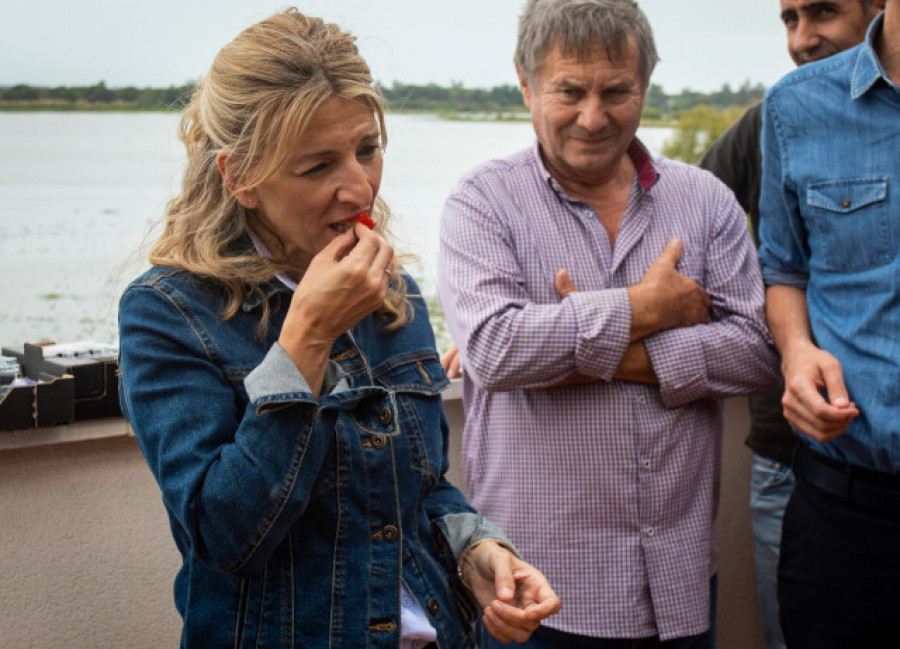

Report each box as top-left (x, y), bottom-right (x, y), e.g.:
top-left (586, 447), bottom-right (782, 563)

top-left (662, 103), bottom-right (748, 164)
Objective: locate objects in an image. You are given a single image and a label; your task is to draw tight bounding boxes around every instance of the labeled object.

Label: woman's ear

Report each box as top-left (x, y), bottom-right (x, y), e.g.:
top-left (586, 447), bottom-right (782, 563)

top-left (216, 151), bottom-right (258, 209)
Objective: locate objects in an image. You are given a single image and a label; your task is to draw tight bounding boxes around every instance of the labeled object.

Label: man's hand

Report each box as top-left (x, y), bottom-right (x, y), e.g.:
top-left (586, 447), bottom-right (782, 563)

top-left (552, 270), bottom-right (658, 385)
top-left (627, 239), bottom-right (710, 341)
top-left (459, 541), bottom-right (561, 644)
top-left (440, 345), bottom-right (462, 379)
top-left (766, 285), bottom-right (857, 442)
top-left (780, 339), bottom-right (858, 442)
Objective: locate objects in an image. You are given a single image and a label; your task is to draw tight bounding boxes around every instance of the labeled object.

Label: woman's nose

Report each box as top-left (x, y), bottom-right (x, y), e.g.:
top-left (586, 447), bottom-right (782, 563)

top-left (336, 160), bottom-right (376, 207)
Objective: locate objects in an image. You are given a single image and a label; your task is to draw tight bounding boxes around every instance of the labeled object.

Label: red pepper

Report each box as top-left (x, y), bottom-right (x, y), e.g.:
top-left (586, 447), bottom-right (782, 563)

top-left (355, 212), bottom-right (376, 229)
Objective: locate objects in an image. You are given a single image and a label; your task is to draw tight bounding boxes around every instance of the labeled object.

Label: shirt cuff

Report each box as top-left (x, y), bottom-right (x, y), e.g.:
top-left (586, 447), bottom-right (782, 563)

top-left (760, 267), bottom-right (809, 290)
top-left (568, 288), bottom-right (632, 380)
top-left (644, 327), bottom-right (707, 408)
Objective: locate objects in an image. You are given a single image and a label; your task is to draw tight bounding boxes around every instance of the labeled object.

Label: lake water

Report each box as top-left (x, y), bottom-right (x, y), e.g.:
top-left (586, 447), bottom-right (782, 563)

top-left (0, 112), bottom-right (673, 348)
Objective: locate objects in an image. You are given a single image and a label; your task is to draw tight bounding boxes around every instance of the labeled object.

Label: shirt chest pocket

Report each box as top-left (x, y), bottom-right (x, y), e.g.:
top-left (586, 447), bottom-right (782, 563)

top-left (806, 178), bottom-right (891, 273)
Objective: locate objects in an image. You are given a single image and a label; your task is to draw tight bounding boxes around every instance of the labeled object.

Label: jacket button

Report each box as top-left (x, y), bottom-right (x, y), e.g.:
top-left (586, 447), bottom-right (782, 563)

top-left (382, 525), bottom-right (399, 542)
top-left (427, 597), bottom-right (440, 615)
top-left (378, 407), bottom-right (393, 425)
top-left (371, 434), bottom-right (387, 449)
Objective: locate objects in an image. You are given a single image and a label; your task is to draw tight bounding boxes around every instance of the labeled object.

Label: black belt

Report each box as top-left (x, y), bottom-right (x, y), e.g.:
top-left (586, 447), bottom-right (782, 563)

top-left (793, 445), bottom-right (900, 514)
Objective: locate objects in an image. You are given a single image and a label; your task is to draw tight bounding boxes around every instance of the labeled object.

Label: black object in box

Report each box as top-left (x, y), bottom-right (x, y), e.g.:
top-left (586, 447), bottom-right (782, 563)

top-left (1, 343), bottom-right (121, 420)
top-left (0, 374), bottom-right (76, 432)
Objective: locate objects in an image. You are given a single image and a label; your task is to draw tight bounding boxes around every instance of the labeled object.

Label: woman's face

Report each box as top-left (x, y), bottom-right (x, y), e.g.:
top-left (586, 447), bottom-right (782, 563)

top-left (247, 96), bottom-right (383, 271)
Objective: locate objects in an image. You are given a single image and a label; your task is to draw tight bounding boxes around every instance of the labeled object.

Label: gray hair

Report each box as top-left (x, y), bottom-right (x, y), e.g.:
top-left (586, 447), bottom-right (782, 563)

top-left (515, 0), bottom-right (659, 86)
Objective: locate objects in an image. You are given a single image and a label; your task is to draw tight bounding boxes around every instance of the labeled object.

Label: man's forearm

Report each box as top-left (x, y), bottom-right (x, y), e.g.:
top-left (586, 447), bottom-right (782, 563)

top-left (765, 284), bottom-right (813, 360)
top-left (545, 341), bottom-right (658, 387)
top-left (612, 341), bottom-right (658, 384)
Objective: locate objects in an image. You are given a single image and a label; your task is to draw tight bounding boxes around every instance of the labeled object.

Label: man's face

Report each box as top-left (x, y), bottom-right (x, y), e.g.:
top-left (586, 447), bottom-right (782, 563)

top-left (518, 36), bottom-right (646, 189)
top-left (780, 0), bottom-right (883, 65)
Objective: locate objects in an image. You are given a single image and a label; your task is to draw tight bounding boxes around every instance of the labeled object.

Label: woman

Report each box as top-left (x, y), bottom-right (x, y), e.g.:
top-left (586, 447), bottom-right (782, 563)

top-left (117, 8), bottom-right (558, 649)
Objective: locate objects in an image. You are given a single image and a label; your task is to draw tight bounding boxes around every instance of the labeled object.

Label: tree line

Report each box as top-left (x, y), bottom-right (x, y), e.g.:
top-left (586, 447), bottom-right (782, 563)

top-left (0, 79), bottom-right (765, 118)
top-left (0, 81), bottom-right (197, 110)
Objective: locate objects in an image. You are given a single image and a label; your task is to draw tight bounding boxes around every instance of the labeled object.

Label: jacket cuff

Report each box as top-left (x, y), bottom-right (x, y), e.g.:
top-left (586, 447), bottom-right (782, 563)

top-left (439, 512), bottom-right (519, 562)
top-left (245, 343), bottom-right (347, 412)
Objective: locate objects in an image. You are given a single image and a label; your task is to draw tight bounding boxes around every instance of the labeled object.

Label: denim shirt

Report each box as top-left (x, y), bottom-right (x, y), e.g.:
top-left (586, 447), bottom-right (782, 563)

top-left (118, 265), bottom-right (512, 648)
top-left (759, 14), bottom-right (900, 472)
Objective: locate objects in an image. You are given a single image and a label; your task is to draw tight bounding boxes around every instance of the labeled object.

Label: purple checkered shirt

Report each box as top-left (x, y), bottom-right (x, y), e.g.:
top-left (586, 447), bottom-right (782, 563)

top-left (437, 140), bottom-right (779, 640)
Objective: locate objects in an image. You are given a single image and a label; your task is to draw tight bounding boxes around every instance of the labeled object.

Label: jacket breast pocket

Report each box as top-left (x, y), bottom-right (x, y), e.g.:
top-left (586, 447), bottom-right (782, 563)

top-left (372, 353), bottom-right (449, 476)
top-left (806, 178), bottom-right (891, 273)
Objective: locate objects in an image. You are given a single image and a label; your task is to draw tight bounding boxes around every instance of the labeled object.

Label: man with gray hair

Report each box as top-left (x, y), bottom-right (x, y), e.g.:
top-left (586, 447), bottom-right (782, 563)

top-left (437, 0), bottom-right (779, 646)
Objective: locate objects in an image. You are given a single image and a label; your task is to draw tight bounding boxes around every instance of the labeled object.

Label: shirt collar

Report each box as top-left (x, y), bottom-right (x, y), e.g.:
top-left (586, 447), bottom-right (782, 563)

top-left (247, 228), bottom-right (299, 291)
top-left (238, 231), bottom-right (295, 312)
top-left (533, 136), bottom-right (660, 198)
top-left (852, 13), bottom-right (895, 99)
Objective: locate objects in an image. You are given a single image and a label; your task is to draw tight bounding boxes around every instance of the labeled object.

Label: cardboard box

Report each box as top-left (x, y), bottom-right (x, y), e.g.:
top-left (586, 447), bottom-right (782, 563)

top-left (1, 343), bottom-right (120, 421)
top-left (0, 374), bottom-right (76, 432)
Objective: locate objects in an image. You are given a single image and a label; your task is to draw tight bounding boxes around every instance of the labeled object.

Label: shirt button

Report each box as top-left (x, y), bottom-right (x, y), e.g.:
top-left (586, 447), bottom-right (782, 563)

top-left (642, 459), bottom-right (651, 470)
top-left (371, 434), bottom-right (388, 449)
top-left (646, 527), bottom-right (655, 537)
top-left (427, 597), bottom-right (440, 615)
top-left (637, 396), bottom-right (646, 405)
top-left (381, 525), bottom-right (399, 542)
top-left (378, 407), bottom-right (393, 425)
top-left (842, 198), bottom-right (851, 208)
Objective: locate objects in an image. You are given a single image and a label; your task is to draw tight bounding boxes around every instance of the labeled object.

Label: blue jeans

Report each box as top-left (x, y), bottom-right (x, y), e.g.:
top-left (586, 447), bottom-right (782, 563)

top-left (476, 577), bottom-right (717, 648)
top-left (749, 454), bottom-right (794, 649)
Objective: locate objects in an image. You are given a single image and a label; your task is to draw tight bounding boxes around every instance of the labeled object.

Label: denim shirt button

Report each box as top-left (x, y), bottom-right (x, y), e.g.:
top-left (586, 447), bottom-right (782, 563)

top-left (371, 434), bottom-right (388, 449)
top-left (427, 597), bottom-right (440, 615)
top-left (378, 407), bottom-right (394, 425)
top-left (381, 525), bottom-right (400, 542)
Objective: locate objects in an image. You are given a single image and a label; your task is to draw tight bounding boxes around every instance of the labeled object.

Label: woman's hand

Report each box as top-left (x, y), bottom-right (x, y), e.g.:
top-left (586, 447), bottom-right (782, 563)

top-left (278, 223), bottom-right (394, 394)
top-left (459, 541), bottom-right (561, 643)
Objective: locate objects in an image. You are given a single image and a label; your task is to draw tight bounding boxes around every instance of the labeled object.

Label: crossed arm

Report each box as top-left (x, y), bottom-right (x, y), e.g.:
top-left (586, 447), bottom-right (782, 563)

top-left (441, 238), bottom-right (711, 387)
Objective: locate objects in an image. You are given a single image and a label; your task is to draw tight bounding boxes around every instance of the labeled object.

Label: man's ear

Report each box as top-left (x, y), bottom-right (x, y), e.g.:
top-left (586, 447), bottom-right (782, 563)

top-left (516, 65), bottom-right (533, 111)
top-left (215, 151), bottom-right (258, 209)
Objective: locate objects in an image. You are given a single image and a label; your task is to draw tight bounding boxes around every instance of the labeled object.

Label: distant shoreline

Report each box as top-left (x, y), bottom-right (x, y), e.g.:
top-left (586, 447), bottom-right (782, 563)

top-left (0, 79), bottom-right (764, 121)
top-left (0, 104), bottom-right (676, 127)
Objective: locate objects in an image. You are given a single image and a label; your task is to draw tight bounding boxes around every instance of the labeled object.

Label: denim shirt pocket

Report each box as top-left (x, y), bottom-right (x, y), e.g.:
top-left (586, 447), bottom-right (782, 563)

top-left (806, 178), bottom-right (891, 272)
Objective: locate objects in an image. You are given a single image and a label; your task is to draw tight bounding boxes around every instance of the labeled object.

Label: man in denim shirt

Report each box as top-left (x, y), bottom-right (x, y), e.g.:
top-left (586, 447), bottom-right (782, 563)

top-left (759, 3), bottom-right (900, 646)
top-left (699, 3), bottom-right (883, 648)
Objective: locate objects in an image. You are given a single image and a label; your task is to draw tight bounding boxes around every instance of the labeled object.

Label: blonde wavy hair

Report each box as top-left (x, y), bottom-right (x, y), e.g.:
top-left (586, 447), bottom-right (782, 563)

top-left (149, 8), bottom-right (410, 330)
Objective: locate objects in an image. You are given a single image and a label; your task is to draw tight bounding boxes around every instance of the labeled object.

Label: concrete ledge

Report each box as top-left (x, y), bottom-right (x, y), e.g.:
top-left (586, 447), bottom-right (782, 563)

top-left (0, 417), bottom-right (132, 452)
top-left (0, 381), bottom-right (765, 648)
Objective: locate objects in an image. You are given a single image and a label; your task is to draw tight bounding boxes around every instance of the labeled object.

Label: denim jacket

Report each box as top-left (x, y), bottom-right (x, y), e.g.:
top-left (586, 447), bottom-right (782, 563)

top-left (118, 265), bottom-right (511, 648)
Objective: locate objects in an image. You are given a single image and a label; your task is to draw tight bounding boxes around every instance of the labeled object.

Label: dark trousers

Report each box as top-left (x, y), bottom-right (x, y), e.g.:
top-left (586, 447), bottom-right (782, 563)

top-left (475, 577), bottom-right (716, 649)
top-left (778, 448), bottom-right (900, 648)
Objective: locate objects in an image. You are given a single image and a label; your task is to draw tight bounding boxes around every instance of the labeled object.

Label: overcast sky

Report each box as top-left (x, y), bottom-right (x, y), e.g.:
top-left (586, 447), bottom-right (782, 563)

top-left (4, 0), bottom-right (795, 94)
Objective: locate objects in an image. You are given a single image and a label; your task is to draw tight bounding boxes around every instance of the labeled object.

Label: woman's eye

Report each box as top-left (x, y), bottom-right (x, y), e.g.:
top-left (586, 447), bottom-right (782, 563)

top-left (300, 162), bottom-right (328, 176)
top-left (358, 145), bottom-right (379, 158)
